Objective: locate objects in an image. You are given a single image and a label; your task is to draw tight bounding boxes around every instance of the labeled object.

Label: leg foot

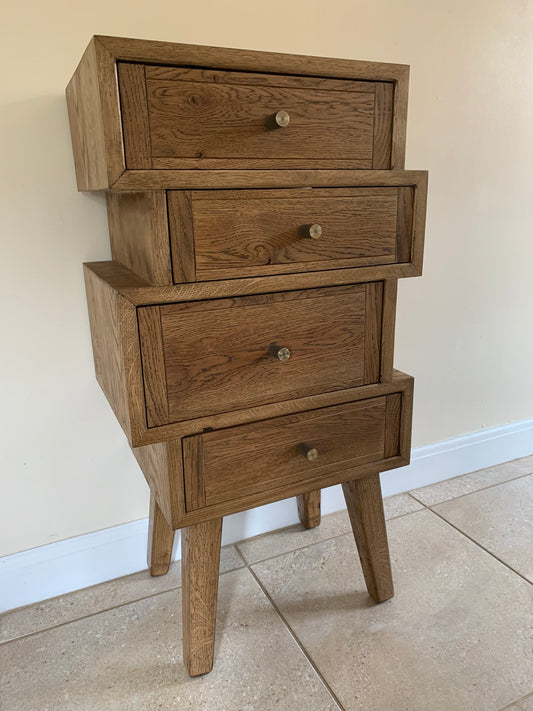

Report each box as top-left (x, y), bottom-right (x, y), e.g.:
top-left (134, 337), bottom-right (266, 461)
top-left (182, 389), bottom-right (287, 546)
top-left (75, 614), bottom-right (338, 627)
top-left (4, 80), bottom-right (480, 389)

top-left (342, 474), bottom-right (394, 603)
top-left (297, 489), bottom-right (321, 529)
top-left (148, 493), bottom-right (175, 576)
top-left (182, 517), bottom-right (223, 677)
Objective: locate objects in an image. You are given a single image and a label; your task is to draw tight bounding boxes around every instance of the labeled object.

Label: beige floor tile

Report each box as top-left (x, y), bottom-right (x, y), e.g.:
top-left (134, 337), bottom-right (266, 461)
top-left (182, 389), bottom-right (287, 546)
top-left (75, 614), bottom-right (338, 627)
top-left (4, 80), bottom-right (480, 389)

top-left (383, 492), bottom-right (424, 519)
top-left (236, 509), bottom-right (352, 564)
top-left (502, 694), bottom-right (533, 711)
top-left (0, 544), bottom-right (243, 644)
top-left (251, 509), bottom-right (533, 711)
top-left (0, 567), bottom-right (340, 711)
top-left (515, 694), bottom-right (533, 710)
top-left (410, 455), bottom-right (533, 506)
top-left (237, 494), bottom-right (421, 565)
top-left (433, 476), bottom-right (533, 582)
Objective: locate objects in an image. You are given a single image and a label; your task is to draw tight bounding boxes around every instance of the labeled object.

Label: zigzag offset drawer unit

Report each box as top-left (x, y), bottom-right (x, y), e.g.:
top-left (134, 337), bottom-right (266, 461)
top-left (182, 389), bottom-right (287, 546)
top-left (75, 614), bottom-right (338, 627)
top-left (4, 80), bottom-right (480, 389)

top-left (67, 35), bottom-right (427, 679)
top-left (105, 175), bottom-right (427, 285)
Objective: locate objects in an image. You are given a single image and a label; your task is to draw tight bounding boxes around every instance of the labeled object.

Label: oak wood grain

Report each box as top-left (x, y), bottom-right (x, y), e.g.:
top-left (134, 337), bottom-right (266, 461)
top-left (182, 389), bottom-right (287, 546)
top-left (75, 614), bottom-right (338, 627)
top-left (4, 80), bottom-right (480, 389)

top-left (83, 264), bottom-right (132, 440)
top-left (98, 35), bottom-right (408, 79)
top-left (138, 284), bottom-right (380, 425)
top-left (67, 36), bottom-right (410, 189)
top-left (151, 158), bottom-right (373, 170)
top-left (191, 189), bottom-right (399, 280)
top-left (111, 168), bottom-right (426, 191)
top-left (184, 398), bottom-right (387, 510)
top-left (297, 490), bottom-right (321, 529)
top-left (167, 191), bottom-right (196, 282)
top-left (137, 306), bottom-right (169, 427)
top-left (179, 455), bottom-right (408, 528)
top-left (117, 63), bottom-right (151, 169)
top-left (384, 393), bottom-right (402, 458)
top-left (106, 191), bottom-right (172, 285)
top-left (133, 441), bottom-right (172, 523)
top-left (87, 258), bottom-right (418, 308)
top-left (145, 65), bottom-right (377, 92)
top-left (342, 474), bottom-right (394, 602)
top-left (147, 493), bottom-right (175, 575)
top-left (136, 439), bottom-right (187, 528)
top-left (65, 39), bottom-right (108, 191)
top-left (380, 279), bottom-right (398, 382)
top-left (143, 70), bottom-right (376, 162)
top-left (121, 378), bottom-right (412, 530)
top-left (69, 36), bottom-right (426, 680)
top-left (93, 37), bottom-right (126, 187)
top-left (182, 518), bottom-right (222, 676)
top-left (411, 171), bottom-right (428, 276)
top-left (182, 436), bottom-right (206, 511)
top-left (391, 65), bottom-right (409, 170)
top-left (127, 375), bottom-right (413, 527)
top-left (80, 262), bottom-right (415, 446)
top-left (363, 282), bottom-right (383, 384)
top-left (372, 82), bottom-right (394, 169)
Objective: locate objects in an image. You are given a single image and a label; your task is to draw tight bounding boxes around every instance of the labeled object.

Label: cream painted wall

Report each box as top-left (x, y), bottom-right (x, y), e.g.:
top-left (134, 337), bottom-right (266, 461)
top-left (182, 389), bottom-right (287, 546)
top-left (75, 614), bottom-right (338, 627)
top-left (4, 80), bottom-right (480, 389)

top-left (2, 0), bottom-right (532, 557)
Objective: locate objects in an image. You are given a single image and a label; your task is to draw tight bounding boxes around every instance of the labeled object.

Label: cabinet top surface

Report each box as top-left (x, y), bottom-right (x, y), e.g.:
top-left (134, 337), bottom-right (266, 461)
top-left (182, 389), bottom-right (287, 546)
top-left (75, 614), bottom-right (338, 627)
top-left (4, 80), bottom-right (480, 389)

top-left (84, 35), bottom-right (409, 80)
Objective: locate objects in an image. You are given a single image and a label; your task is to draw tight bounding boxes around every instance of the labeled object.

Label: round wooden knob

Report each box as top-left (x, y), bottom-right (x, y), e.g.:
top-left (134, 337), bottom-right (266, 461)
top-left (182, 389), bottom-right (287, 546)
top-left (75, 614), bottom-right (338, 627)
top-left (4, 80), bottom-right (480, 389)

top-left (298, 224), bottom-right (323, 240)
top-left (265, 111), bottom-right (290, 130)
top-left (298, 443), bottom-right (319, 461)
top-left (269, 345), bottom-right (291, 361)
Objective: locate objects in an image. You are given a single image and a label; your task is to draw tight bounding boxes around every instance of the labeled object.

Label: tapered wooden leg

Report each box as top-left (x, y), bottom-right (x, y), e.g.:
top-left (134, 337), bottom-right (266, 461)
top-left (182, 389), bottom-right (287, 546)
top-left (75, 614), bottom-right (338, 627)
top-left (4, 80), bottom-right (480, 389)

top-left (297, 489), bottom-right (321, 529)
top-left (181, 517), bottom-right (223, 677)
top-left (342, 474), bottom-right (394, 603)
top-left (147, 493), bottom-right (175, 576)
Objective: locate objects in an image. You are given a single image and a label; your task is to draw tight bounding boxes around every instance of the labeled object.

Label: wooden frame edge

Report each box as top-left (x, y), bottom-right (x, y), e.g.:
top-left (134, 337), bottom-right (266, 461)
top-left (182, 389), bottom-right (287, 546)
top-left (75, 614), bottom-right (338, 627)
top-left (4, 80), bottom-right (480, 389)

top-left (95, 34), bottom-right (409, 82)
top-left (391, 66), bottom-right (409, 170)
top-left (93, 36), bottom-right (126, 187)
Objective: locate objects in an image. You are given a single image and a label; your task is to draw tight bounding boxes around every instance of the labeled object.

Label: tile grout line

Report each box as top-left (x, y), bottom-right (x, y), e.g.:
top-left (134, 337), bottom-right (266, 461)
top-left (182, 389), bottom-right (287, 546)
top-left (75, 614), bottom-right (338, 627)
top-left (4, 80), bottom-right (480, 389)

top-left (233, 545), bottom-right (347, 711)
top-left (0, 560), bottom-right (247, 647)
top-left (427, 507), bottom-right (533, 586)
top-left (408, 470), bottom-right (532, 507)
top-left (0, 507), bottom-right (423, 644)
top-left (498, 689), bottom-right (533, 710)
top-left (4, 469), bottom-right (528, 647)
top-left (233, 505), bottom-right (426, 567)
top-left (0, 585), bottom-right (184, 647)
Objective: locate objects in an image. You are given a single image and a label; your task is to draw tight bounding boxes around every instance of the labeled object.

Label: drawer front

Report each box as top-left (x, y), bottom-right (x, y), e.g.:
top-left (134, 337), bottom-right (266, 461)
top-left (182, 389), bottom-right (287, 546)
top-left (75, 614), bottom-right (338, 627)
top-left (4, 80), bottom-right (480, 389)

top-left (175, 187), bottom-right (414, 281)
top-left (183, 393), bottom-right (403, 511)
top-left (138, 283), bottom-right (384, 427)
top-left (118, 64), bottom-right (394, 169)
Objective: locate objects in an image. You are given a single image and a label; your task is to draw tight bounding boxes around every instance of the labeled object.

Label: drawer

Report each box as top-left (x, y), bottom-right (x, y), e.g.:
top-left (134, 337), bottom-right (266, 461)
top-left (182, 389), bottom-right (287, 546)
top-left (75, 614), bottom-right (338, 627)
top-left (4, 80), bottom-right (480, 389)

top-left (105, 173), bottom-right (427, 286)
top-left (138, 283), bottom-right (388, 427)
top-left (174, 187), bottom-right (414, 281)
top-left (118, 63), bottom-right (394, 170)
top-left (182, 391), bottom-right (407, 512)
top-left (67, 37), bottom-right (411, 190)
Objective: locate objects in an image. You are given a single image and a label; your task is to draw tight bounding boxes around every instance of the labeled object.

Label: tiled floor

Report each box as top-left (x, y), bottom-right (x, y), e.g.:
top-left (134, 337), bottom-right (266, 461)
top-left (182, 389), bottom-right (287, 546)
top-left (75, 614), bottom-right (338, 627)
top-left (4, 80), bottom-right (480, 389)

top-left (1, 457), bottom-right (532, 710)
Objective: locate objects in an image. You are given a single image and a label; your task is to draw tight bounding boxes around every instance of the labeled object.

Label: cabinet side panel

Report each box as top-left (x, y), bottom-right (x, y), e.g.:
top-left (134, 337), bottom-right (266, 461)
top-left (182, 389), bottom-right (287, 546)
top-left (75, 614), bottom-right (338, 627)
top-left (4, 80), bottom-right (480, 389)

top-left (106, 191), bottom-right (172, 285)
top-left (133, 441), bottom-right (172, 524)
top-left (66, 39), bottom-right (108, 191)
top-left (83, 264), bottom-right (132, 439)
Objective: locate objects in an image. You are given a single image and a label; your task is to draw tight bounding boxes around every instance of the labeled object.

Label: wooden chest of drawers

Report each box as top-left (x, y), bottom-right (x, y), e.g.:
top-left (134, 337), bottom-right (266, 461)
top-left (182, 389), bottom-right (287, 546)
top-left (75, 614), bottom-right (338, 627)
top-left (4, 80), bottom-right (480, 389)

top-left (67, 35), bottom-right (427, 678)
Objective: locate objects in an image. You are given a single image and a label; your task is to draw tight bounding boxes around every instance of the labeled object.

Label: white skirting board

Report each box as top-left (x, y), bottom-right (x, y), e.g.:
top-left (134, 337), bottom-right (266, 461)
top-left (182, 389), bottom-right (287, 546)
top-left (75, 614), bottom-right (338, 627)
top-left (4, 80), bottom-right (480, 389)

top-left (2, 418), bottom-right (532, 613)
